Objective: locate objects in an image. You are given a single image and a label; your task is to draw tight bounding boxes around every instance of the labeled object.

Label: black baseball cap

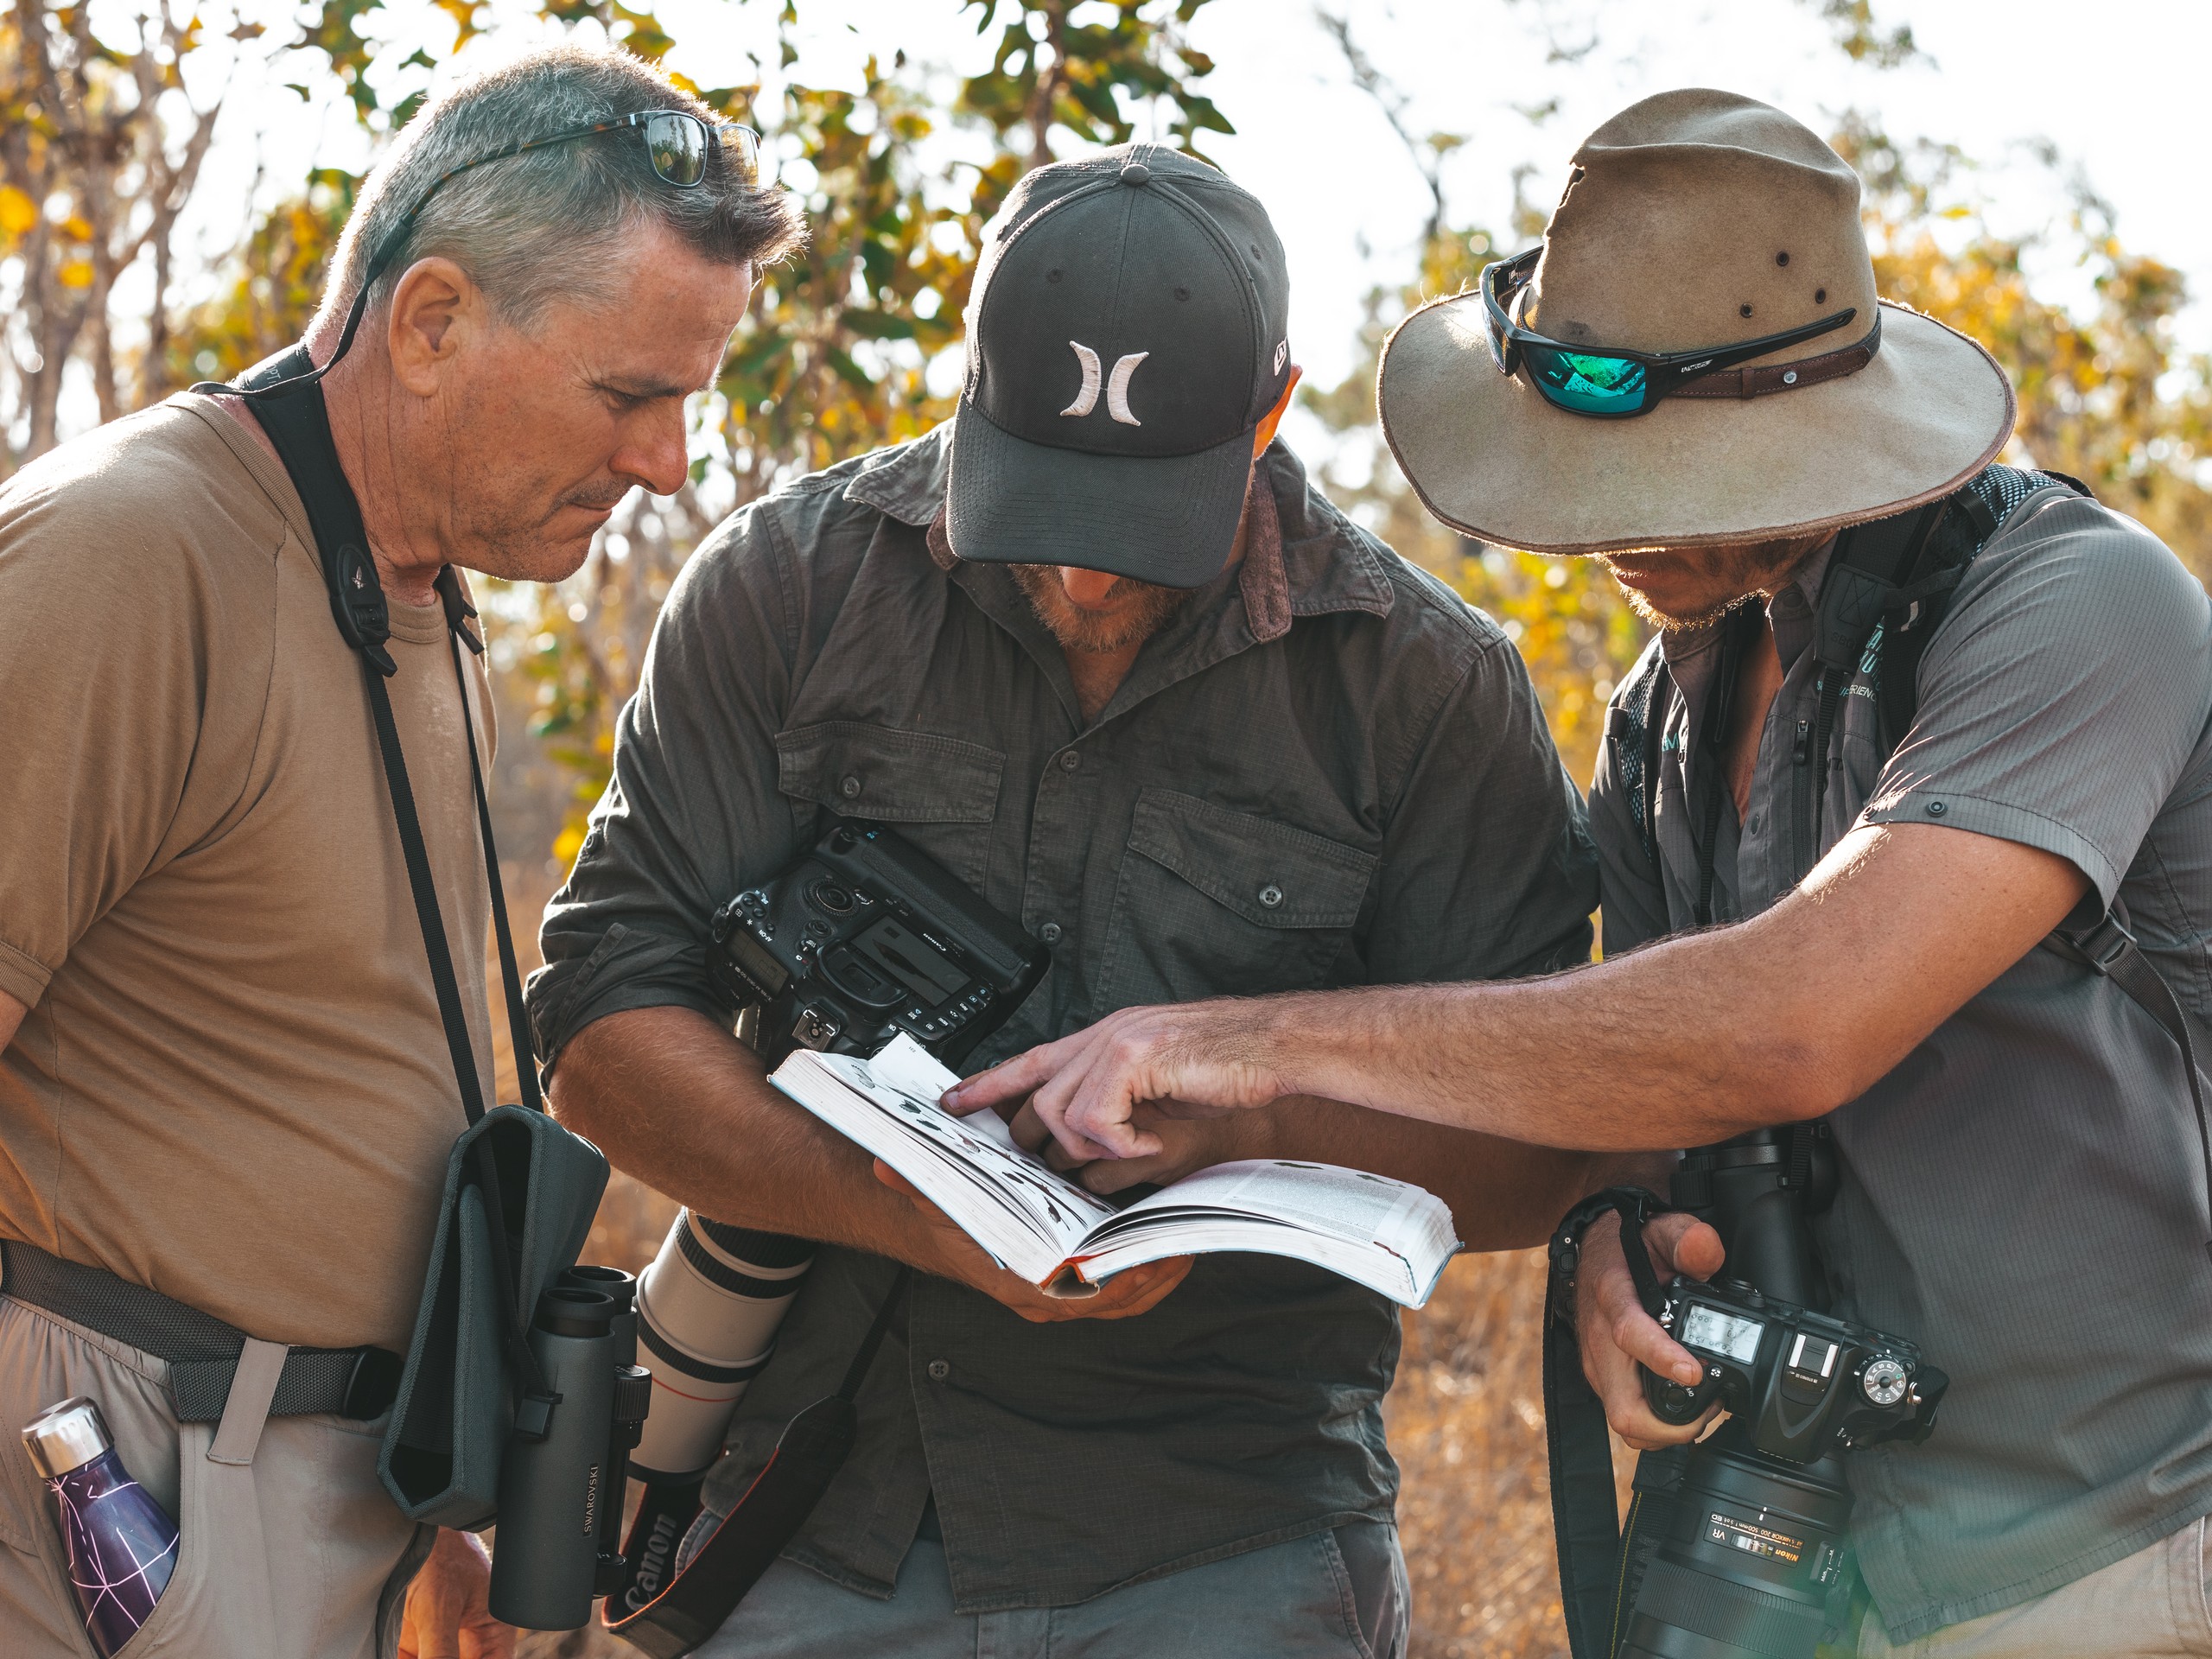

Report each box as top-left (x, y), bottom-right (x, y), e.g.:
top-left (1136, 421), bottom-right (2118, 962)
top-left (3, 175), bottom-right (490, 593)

top-left (947, 143), bottom-right (1293, 589)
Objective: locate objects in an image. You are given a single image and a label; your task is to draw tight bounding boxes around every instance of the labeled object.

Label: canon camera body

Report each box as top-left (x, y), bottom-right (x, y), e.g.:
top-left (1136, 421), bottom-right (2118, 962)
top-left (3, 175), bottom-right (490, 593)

top-left (709, 818), bottom-right (1048, 1070)
top-left (615, 822), bottom-right (1048, 1627)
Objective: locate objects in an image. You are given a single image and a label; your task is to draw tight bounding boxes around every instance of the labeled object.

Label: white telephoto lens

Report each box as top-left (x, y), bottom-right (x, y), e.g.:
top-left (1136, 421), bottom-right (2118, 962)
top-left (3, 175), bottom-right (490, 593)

top-left (632, 1212), bottom-right (813, 1478)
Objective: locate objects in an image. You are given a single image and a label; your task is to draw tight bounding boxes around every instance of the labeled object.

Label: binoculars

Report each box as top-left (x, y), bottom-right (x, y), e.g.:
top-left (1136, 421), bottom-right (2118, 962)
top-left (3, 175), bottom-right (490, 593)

top-left (486, 1264), bottom-right (655, 1630)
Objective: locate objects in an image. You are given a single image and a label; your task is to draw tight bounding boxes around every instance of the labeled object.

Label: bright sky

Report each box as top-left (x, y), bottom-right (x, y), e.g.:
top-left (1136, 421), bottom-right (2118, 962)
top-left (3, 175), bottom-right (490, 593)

top-left (167, 0), bottom-right (2212, 447)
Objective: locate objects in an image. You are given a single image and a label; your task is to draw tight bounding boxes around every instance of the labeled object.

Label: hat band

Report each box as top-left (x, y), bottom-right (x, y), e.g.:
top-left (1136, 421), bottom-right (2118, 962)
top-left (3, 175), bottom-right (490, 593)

top-left (1672, 312), bottom-right (1882, 402)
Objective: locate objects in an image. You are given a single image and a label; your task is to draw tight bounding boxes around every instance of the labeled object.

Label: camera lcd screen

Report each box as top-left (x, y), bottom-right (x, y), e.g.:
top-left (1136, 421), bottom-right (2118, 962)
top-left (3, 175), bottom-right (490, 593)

top-left (856, 918), bottom-right (968, 1007)
top-left (1681, 1305), bottom-right (1764, 1364)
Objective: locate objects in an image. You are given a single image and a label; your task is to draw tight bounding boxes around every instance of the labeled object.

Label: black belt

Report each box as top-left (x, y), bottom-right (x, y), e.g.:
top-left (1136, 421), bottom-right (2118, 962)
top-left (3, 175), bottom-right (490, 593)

top-left (2, 1242), bottom-right (402, 1422)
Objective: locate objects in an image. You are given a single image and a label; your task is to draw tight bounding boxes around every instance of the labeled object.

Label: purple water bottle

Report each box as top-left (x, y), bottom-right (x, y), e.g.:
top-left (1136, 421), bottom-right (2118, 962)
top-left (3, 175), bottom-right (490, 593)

top-left (22, 1395), bottom-right (178, 1658)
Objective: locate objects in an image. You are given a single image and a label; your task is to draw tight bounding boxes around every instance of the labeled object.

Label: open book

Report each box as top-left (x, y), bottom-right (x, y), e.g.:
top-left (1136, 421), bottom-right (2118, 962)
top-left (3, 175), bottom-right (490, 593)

top-left (770, 1033), bottom-right (1459, 1308)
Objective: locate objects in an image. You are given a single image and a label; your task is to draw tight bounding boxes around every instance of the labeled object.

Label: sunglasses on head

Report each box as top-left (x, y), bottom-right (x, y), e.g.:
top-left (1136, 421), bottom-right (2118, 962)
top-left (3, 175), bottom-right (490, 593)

top-left (239, 111), bottom-right (760, 397)
top-left (1480, 247), bottom-right (1866, 418)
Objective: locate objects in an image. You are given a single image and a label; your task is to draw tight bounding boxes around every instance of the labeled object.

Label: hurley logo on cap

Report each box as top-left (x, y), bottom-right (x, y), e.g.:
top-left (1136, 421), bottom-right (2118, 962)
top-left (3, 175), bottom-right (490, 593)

top-left (946, 143), bottom-right (1297, 589)
top-left (1060, 343), bottom-right (1149, 425)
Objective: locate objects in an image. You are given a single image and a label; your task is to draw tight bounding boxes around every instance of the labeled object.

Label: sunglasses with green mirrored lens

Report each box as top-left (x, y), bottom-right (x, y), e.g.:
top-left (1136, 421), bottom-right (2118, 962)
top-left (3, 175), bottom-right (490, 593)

top-left (1479, 247), bottom-right (1866, 418)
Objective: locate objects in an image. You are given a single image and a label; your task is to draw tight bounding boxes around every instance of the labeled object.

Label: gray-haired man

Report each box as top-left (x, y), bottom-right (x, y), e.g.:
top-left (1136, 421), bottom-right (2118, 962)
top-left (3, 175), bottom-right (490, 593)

top-left (0, 42), bottom-right (797, 1659)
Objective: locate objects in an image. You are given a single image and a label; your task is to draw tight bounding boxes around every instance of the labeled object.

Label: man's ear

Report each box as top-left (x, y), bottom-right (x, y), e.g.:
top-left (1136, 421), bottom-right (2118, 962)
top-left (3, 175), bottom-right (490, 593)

top-left (1252, 365), bottom-right (1303, 458)
top-left (384, 256), bottom-right (480, 397)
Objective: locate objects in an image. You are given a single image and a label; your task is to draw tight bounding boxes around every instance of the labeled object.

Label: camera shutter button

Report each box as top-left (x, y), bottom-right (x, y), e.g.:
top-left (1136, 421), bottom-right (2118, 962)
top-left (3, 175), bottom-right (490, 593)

top-left (841, 774), bottom-right (863, 799)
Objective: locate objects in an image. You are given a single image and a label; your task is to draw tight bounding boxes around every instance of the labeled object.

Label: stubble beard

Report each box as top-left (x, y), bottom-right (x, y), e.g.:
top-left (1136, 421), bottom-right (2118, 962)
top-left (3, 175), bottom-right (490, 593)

top-left (1598, 534), bottom-right (1829, 632)
top-left (456, 479), bottom-right (632, 586)
top-left (1008, 564), bottom-right (1190, 653)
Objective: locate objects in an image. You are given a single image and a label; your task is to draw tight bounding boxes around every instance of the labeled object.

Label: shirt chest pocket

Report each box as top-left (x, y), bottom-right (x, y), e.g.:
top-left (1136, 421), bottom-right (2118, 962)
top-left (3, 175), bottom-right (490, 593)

top-left (776, 721), bottom-right (1006, 890)
top-left (1096, 787), bottom-right (1378, 1009)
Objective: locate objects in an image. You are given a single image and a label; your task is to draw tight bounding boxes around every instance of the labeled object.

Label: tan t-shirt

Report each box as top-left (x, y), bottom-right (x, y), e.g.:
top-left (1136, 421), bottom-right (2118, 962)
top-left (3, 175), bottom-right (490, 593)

top-left (0, 394), bottom-right (496, 1351)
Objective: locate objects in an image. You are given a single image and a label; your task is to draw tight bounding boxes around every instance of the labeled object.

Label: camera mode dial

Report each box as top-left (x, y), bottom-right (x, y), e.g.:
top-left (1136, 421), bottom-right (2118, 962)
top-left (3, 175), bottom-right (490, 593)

top-left (1859, 1356), bottom-right (1910, 1407)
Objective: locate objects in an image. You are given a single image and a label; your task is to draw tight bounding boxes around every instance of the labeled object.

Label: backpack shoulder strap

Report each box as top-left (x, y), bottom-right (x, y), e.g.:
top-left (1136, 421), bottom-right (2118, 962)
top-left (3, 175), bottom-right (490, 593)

top-left (1873, 464), bottom-right (2092, 753)
top-left (1609, 634), bottom-right (1674, 875)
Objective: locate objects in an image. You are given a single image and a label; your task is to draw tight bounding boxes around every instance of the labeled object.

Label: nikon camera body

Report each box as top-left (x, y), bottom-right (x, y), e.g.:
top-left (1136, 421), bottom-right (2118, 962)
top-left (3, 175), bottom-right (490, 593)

top-left (613, 820), bottom-right (1047, 1620)
top-left (1615, 1128), bottom-right (1948, 1659)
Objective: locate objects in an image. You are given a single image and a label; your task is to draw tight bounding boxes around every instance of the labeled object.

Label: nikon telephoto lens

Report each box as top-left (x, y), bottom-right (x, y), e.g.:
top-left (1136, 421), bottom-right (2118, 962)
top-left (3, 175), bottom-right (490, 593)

top-left (1620, 1129), bottom-right (1851, 1659)
top-left (488, 1287), bottom-right (619, 1631)
top-left (1616, 1436), bottom-right (1853, 1659)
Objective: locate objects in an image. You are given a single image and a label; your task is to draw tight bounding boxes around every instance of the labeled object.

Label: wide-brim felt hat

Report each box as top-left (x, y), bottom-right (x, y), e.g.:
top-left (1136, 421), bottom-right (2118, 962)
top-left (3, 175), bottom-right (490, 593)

top-left (1377, 89), bottom-right (2017, 555)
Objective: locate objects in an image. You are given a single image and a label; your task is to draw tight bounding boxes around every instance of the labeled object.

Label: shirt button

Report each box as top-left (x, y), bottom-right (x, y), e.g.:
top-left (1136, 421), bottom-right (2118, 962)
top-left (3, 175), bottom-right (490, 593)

top-left (926, 1359), bottom-right (950, 1381)
top-left (1258, 884), bottom-right (1285, 910)
top-left (1745, 813), bottom-right (1761, 834)
top-left (1039, 922), bottom-right (1064, 944)
top-left (840, 774), bottom-right (862, 799)
top-left (1058, 751), bottom-right (1081, 772)
top-left (1926, 799), bottom-right (1948, 817)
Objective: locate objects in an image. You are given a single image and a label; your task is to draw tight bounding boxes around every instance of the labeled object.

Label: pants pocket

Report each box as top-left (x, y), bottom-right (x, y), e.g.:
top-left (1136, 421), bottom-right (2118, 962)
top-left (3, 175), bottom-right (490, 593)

top-left (1324, 1523), bottom-right (1408, 1659)
top-left (112, 1420), bottom-right (274, 1656)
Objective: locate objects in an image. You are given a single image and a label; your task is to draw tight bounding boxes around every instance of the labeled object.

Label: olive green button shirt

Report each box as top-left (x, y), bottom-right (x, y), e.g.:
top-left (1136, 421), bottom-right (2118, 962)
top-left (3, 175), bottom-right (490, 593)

top-left (528, 425), bottom-right (1597, 1611)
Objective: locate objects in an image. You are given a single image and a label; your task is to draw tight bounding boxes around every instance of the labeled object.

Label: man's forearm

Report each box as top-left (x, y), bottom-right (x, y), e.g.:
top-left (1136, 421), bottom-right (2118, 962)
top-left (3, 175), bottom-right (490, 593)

top-left (1253, 1098), bottom-right (1621, 1249)
top-left (960, 826), bottom-right (2090, 1160)
top-left (1224, 824), bottom-right (2086, 1152)
top-left (550, 1004), bottom-right (928, 1259)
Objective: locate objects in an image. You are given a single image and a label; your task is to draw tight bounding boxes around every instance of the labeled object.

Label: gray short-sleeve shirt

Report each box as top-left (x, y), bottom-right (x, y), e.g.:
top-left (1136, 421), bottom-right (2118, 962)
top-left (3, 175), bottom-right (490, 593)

top-left (1591, 484), bottom-right (2212, 1642)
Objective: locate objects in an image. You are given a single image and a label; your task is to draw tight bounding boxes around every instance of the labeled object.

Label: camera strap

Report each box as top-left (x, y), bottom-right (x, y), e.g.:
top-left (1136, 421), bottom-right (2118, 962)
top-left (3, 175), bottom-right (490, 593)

top-left (2049, 894), bottom-right (2212, 1263)
top-left (1543, 1187), bottom-right (1674, 1659)
top-left (603, 1267), bottom-right (913, 1658)
top-left (222, 346), bottom-right (556, 1417)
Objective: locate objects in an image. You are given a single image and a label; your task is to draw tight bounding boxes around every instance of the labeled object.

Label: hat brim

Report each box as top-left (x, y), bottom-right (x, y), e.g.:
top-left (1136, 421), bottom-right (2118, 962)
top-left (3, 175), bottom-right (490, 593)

top-left (946, 404), bottom-right (1254, 588)
top-left (1376, 297), bottom-right (2017, 554)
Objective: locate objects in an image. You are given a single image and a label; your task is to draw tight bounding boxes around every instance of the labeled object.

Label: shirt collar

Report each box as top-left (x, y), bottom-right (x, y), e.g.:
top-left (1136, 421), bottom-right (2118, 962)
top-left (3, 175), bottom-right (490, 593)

top-left (843, 422), bottom-right (1395, 634)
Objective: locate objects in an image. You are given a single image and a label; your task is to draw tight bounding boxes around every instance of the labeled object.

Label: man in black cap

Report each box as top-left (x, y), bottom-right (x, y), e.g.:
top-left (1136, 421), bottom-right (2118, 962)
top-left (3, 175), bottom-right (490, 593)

top-left (529, 144), bottom-right (1609, 1656)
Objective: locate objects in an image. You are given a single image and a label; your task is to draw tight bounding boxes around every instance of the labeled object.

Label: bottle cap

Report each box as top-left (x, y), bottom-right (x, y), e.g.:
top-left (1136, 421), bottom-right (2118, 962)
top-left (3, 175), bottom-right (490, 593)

top-left (22, 1396), bottom-right (112, 1479)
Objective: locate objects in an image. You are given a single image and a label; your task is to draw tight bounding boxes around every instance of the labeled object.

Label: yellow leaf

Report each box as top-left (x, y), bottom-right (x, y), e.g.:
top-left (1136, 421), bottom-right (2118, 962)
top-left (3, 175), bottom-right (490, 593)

top-left (0, 186), bottom-right (33, 236)
top-left (552, 823), bottom-right (586, 867)
top-left (57, 259), bottom-right (93, 289)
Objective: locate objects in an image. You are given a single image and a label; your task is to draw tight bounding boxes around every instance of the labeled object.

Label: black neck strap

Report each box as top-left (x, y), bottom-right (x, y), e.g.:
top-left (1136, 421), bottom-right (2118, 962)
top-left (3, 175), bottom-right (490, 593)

top-left (234, 345), bottom-right (543, 1122)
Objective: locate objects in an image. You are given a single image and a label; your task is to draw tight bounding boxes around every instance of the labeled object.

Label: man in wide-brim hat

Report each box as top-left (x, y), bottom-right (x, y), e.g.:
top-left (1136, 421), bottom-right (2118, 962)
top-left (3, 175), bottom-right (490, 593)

top-left (950, 91), bottom-right (2212, 1656)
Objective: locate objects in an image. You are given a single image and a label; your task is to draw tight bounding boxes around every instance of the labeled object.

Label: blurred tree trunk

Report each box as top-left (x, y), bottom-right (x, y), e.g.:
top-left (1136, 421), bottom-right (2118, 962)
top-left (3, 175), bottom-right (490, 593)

top-left (0, 0), bottom-right (232, 473)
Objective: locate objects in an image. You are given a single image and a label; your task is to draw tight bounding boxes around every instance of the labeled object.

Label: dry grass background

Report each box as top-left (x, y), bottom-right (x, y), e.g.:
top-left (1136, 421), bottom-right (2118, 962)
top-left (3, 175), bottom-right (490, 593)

top-left (490, 869), bottom-right (1624, 1657)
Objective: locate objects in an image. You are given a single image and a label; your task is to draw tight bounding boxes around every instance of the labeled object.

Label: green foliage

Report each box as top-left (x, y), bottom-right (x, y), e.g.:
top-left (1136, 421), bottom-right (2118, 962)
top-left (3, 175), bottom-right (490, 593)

top-left (1836, 116), bottom-right (2212, 578)
top-left (168, 171), bottom-right (359, 387)
top-left (0, 0), bottom-right (237, 462)
top-left (1800, 0), bottom-right (1921, 68)
top-left (960, 1), bottom-right (1230, 168)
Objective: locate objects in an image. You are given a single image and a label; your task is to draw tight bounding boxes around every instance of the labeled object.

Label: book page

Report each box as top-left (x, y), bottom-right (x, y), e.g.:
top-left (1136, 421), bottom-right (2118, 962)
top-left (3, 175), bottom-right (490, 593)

top-left (1075, 1159), bottom-right (1460, 1307)
top-left (1150, 1160), bottom-right (1459, 1265)
top-left (784, 1040), bottom-right (1114, 1266)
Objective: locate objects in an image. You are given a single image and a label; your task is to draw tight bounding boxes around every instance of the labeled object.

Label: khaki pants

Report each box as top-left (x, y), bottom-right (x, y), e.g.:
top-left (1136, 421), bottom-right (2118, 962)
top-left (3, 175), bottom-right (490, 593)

top-left (1858, 1517), bottom-right (2212, 1657)
top-left (0, 1296), bottom-right (430, 1659)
